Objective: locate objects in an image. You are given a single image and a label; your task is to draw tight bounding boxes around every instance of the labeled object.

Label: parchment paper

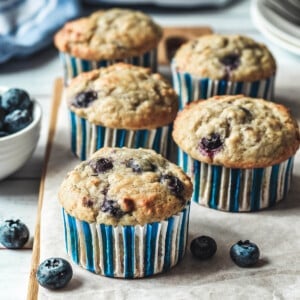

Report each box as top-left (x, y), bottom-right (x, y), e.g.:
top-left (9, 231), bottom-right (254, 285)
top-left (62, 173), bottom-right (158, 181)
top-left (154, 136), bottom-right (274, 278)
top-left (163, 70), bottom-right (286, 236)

top-left (38, 98), bottom-right (300, 300)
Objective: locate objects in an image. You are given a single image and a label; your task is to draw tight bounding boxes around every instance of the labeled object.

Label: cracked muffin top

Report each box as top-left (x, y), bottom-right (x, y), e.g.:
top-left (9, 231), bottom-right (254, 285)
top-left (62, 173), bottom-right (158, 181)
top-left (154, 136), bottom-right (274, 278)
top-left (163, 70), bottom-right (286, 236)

top-left (173, 34), bottom-right (276, 82)
top-left (59, 147), bottom-right (193, 226)
top-left (66, 63), bottom-right (178, 129)
top-left (172, 95), bottom-right (300, 168)
top-left (54, 8), bottom-right (162, 60)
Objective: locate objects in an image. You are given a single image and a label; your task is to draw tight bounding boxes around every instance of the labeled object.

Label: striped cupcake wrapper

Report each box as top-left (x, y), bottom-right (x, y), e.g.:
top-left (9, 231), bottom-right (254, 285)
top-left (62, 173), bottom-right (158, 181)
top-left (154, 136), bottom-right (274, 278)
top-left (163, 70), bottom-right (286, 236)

top-left (60, 49), bottom-right (157, 85)
top-left (179, 150), bottom-right (294, 212)
top-left (62, 203), bottom-right (190, 278)
top-left (70, 111), bottom-right (173, 160)
top-left (171, 61), bottom-right (275, 109)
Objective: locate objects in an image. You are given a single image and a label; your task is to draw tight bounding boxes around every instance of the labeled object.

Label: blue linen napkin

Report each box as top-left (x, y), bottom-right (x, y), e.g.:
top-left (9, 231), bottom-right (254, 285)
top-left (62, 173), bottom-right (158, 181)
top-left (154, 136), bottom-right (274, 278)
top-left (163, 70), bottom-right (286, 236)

top-left (0, 0), bottom-right (80, 63)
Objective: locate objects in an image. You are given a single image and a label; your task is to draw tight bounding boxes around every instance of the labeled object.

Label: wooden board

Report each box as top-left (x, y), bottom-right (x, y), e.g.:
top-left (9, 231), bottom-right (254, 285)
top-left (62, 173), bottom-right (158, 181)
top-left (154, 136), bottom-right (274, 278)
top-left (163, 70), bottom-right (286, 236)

top-left (158, 26), bottom-right (212, 65)
top-left (27, 78), bottom-right (63, 300)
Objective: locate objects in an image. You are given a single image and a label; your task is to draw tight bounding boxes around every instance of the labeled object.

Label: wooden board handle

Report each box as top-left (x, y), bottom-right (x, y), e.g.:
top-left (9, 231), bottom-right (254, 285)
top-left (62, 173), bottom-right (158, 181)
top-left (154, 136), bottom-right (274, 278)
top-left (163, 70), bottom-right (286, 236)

top-left (158, 26), bottom-right (212, 65)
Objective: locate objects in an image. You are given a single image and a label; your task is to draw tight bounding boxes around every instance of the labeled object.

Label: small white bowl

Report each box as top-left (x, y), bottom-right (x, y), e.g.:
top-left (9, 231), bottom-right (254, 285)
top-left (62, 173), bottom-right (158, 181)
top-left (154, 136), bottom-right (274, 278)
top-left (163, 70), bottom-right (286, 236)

top-left (0, 96), bottom-right (42, 180)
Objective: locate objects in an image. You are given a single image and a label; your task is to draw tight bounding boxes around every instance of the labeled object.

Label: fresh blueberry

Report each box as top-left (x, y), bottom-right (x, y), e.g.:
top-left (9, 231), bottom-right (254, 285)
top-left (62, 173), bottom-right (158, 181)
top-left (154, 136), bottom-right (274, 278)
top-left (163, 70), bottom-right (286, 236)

top-left (220, 54), bottom-right (240, 70)
top-left (160, 174), bottom-right (184, 197)
top-left (72, 90), bottom-right (97, 108)
top-left (126, 158), bottom-right (156, 173)
top-left (0, 107), bottom-right (6, 130)
top-left (220, 54), bottom-right (240, 80)
top-left (199, 133), bottom-right (223, 157)
top-left (0, 219), bottom-right (29, 249)
top-left (101, 198), bottom-right (124, 218)
top-left (89, 158), bottom-right (113, 173)
top-left (230, 240), bottom-right (260, 267)
top-left (4, 109), bottom-right (32, 134)
top-left (36, 257), bottom-right (73, 290)
top-left (200, 133), bottom-right (223, 151)
top-left (190, 236), bottom-right (217, 260)
top-left (1, 88), bottom-right (32, 113)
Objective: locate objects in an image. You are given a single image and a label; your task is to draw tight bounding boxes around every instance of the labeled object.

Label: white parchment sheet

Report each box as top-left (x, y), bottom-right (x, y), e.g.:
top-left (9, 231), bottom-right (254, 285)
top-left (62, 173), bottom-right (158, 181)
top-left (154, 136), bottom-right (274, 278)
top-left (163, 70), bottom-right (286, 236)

top-left (38, 98), bottom-right (300, 300)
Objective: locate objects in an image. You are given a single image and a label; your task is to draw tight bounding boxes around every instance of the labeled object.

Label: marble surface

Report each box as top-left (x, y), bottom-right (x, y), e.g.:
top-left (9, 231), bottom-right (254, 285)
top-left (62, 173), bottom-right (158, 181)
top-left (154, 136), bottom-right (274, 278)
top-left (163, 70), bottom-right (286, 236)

top-left (0, 0), bottom-right (300, 299)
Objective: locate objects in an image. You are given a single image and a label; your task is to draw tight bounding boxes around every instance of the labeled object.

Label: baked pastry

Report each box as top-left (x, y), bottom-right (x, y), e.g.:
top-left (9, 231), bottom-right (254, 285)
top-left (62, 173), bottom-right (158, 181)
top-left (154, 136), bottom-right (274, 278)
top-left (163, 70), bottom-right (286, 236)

top-left (59, 147), bottom-right (193, 278)
top-left (172, 34), bottom-right (276, 108)
top-left (172, 95), bottom-right (300, 211)
top-left (54, 8), bottom-right (162, 84)
top-left (66, 63), bottom-right (178, 160)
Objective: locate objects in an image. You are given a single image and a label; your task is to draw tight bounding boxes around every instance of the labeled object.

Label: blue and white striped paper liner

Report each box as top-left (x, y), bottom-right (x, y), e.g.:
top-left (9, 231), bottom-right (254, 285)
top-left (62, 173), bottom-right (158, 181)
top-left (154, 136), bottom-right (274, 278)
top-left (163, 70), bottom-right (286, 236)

top-left (179, 150), bottom-right (294, 212)
top-left (70, 111), bottom-right (173, 160)
top-left (171, 61), bottom-right (275, 109)
top-left (62, 203), bottom-right (190, 278)
top-left (60, 49), bottom-right (157, 85)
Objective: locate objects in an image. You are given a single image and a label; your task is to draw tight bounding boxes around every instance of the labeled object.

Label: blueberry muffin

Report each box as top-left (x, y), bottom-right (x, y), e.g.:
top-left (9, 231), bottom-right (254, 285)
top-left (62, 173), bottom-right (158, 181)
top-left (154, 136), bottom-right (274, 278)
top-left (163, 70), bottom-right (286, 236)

top-left (54, 8), bottom-right (162, 84)
top-left (173, 95), bottom-right (300, 211)
top-left (172, 34), bottom-right (276, 108)
top-left (66, 63), bottom-right (178, 160)
top-left (59, 147), bottom-right (193, 278)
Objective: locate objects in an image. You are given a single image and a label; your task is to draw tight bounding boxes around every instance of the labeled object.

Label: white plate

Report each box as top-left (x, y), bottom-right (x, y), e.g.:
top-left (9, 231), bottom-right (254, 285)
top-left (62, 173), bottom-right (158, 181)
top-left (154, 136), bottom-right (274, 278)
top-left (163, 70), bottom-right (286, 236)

top-left (255, 0), bottom-right (300, 46)
top-left (251, 0), bottom-right (300, 56)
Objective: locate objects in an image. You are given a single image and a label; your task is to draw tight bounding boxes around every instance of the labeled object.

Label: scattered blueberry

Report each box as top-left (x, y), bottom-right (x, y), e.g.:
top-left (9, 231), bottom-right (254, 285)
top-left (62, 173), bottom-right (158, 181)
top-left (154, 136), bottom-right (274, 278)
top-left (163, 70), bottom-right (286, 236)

top-left (1, 88), bottom-right (32, 113)
top-left (4, 109), bottom-right (32, 134)
top-left (90, 158), bottom-right (113, 173)
top-left (0, 219), bottom-right (29, 249)
top-left (230, 240), bottom-right (260, 268)
top-left (160, 174), bottom-right (184, 198)
top-left (190, 236), bottom-right (217, 260)
top-left (72, 90), bottom-right (97, 108)
top-left (199, 133), bottom-right (223, 157)
top-left (126, 158), bottom-right (156, 173)
top-left (101, 198), bottom-right (124, 218)
top-left (220, 54), bottom-right (240, 70)
top-left (36, 257), bottom-right (73, 290)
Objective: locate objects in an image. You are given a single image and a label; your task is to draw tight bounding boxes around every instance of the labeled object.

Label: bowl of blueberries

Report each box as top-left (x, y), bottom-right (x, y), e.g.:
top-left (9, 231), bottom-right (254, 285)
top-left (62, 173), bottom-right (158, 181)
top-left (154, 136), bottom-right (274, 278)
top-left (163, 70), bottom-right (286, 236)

top-left (0, 87), bottom-right (42, 180)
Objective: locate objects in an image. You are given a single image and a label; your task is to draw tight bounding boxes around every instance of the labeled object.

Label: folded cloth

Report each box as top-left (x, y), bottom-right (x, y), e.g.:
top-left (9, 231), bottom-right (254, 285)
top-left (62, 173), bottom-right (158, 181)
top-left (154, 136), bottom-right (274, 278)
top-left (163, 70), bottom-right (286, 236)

top-left (83, 0), bottom-right (232, 7)
top-left (0, 0), bottom-right (80, 63)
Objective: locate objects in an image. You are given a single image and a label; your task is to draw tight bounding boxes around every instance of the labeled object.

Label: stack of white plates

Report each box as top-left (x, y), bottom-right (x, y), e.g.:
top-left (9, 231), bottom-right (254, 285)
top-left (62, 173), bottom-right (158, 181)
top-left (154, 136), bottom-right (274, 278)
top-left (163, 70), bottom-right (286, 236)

top-left (251, 0), bottom-right (300, 56)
